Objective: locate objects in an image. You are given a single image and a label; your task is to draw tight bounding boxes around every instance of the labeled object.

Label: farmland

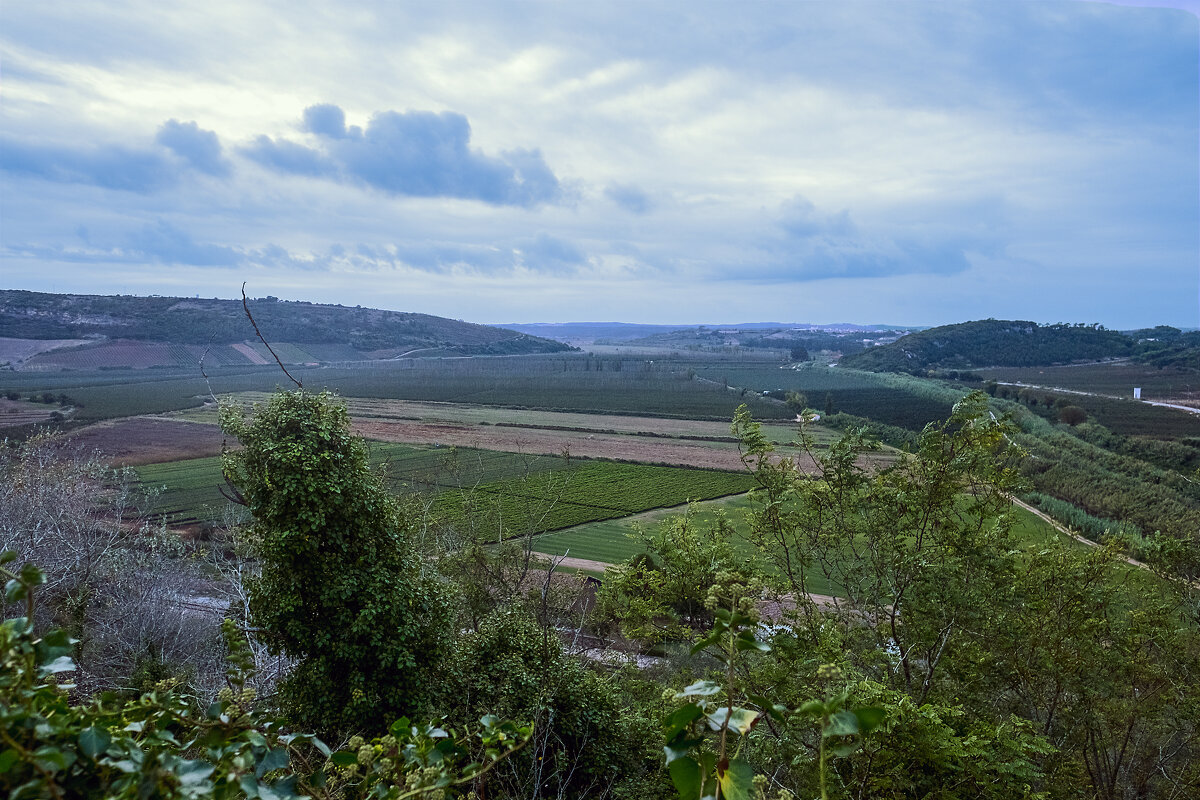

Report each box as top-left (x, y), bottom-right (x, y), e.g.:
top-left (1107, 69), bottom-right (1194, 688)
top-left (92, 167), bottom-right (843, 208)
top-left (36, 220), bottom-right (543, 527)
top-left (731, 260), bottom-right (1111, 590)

top-left (977, 362), bottom-right (1199, 401)
top-left (0, 354), bottom-right (796, 424)
top-left (532, 491), bottom-right (1070, 591)
top-left (689, 362), bottom-right (961, 430)
top-left (133, 444), bottom-right (755, 532)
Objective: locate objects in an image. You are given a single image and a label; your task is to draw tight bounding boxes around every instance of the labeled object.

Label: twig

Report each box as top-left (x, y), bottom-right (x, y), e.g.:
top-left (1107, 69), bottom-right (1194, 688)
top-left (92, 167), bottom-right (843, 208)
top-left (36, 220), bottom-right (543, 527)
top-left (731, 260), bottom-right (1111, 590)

top-left (241, 282), bottom-right (302, 390)
top-left (198, 332), bottom-right (220, 405)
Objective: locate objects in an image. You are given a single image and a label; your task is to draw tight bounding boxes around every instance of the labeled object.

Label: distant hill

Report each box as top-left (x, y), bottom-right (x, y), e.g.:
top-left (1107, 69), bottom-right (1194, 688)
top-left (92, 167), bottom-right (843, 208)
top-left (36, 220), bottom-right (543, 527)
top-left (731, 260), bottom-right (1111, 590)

top-left (1132, 328), bottom-right (1200, 371)
top-left (0, 290), bottom-right (573, 370)
top-left (839, 320), bottom-right (1134, 373)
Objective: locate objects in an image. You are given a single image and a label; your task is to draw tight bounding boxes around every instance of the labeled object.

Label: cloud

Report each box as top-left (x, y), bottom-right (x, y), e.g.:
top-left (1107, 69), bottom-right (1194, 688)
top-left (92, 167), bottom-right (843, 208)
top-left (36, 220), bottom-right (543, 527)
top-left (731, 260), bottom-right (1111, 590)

top-left (605, 183), bottom-right (651, 214)
top-left (155, 120), bottom-right (229, 176)
top-left (518, 233), bottom-right (587, 271)
top-left (1, 120), bottom-right (229, 191)
top-left (127, 220), bottom-right (240, 266)
top-left (243, 104), bottom-right (562, 206)
top-left (736, 195), bottom-right (975, 281)
top-left (241, 135), bottom-right (334, 177)
top-left (0, 137), bottom-right (176, 192)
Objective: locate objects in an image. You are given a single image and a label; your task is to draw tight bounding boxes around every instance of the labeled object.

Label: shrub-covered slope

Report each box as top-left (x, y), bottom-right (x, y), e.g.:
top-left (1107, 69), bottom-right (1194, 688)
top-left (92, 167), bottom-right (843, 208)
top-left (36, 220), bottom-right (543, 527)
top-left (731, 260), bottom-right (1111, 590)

top-left (839, 319), bottom-right (1133, 373)
top-left (0, 290), bottom-right (573, 356)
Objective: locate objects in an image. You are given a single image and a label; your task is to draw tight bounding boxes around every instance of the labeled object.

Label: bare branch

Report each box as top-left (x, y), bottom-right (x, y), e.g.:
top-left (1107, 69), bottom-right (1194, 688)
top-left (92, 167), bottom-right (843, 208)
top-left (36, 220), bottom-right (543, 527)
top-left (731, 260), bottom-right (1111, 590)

top-left (241, 282), bottom-right (302, 390)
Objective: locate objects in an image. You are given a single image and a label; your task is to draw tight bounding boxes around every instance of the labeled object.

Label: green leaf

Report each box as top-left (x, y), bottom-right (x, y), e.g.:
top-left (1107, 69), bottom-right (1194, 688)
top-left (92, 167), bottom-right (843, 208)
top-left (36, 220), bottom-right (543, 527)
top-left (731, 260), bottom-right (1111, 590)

top-left (4, 578), bottom-right (25, 604)
top-left (664, 703), bottom-right (705, 739)
top-left (329, 752), bottom-right (357, 767)
top-left (853, 706), bottom-right (887, 733)
top-left (677, 680), bottom-right (722, 698)
top-left (79, 727), bottom-right (111, 758)
top-left (830, 740), bottom-right (863, 757)
top-left (796, 699), bottom-right (826, 717)
top-left (824, 710), bottom-right (860, 737)
top-left (717, 757), bottom-right (755, 800)
top-left (0, 749), bottom-right (19, 773)
top-left (668, 755), bottom-right (703, 800)
top-left (747, 694), bottom-right (788, 721)
top-left (256, 747), bottom-right (290, 778)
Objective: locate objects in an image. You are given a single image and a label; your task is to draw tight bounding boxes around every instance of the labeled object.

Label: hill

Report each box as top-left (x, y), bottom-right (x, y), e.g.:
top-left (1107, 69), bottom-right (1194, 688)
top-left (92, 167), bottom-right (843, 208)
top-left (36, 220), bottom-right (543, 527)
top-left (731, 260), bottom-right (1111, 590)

top-left (0, 290), bottom-right (573, 369)
top-left (1130, 328), bottom-right (1200, 371)
top-left (838, 319), bottom-right (1134, 373)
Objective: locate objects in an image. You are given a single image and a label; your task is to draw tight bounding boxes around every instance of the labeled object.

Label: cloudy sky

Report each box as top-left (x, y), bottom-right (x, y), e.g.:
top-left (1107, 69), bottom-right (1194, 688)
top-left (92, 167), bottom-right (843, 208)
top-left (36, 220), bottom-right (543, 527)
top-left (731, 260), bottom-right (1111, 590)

top-left (2, 1), bottom-right (1197, 327)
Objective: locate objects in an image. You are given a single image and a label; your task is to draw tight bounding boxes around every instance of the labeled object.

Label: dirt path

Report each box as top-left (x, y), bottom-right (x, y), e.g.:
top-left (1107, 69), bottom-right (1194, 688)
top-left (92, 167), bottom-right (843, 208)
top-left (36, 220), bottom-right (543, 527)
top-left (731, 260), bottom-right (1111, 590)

top-left (531, 552), bottom-right (611, 573)
top-left (1009, 496), bottom-right (1148, 569)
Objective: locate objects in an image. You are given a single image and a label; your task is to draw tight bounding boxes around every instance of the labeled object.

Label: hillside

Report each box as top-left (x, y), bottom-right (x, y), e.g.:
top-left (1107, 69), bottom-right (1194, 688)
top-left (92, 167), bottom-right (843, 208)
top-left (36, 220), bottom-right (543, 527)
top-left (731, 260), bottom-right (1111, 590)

top-left (1131, 328), bottom-right (1200, 371)
top-left (0, 290), bottom-right (573, 369)
top-left (839, 319), bottom-right (1134, 373)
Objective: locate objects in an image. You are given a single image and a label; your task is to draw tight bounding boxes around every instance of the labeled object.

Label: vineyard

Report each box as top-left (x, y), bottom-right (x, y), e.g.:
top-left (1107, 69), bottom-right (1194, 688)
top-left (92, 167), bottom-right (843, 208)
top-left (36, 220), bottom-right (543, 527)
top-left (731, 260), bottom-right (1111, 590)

top-left (134, 443), bottom-right (754, 533)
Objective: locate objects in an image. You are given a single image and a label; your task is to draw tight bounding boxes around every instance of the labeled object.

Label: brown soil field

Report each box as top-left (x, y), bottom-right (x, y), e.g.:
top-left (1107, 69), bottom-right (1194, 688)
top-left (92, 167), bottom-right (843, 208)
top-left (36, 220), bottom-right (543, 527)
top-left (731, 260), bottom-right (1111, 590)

top-left (0, 337), bottom-right (92, 366)
top-left (354, 418), bottom-right (827, 472)
top-left (67, 417), bottom-right (229, 466)
top-left (0, 398), bottom-right (58, 428)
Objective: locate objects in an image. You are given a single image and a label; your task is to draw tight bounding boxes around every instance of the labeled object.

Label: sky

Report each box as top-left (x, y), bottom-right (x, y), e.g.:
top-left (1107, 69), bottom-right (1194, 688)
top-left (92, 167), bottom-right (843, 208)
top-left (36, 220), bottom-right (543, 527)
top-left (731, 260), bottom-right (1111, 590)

top-left (1, 1), bottom-right (1197, 328)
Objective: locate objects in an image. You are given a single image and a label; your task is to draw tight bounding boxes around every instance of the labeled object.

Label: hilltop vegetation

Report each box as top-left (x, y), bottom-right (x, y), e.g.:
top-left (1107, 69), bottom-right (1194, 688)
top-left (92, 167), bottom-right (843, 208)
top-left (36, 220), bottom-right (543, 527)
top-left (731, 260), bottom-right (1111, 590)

top-left (839, 319), bottom-right (1134, 372)
top-left (0, 290), bottom-right (573, 363)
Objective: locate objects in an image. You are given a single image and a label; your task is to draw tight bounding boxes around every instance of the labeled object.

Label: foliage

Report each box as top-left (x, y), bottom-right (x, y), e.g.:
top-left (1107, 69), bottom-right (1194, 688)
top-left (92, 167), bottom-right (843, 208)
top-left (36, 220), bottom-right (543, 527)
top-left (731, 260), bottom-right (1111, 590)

top-left (220, 390), bottom-right (451, 733)
top-left (840, 319), bottom-right (1133, 373)
top-left (663, 573), bottom-right (885, 800)
top-left (0, 554), bottom-right (531, 800)
top-left (0, 289), bottom-right (571, 356)
top-left (598, 507), bottom-right (750, 644)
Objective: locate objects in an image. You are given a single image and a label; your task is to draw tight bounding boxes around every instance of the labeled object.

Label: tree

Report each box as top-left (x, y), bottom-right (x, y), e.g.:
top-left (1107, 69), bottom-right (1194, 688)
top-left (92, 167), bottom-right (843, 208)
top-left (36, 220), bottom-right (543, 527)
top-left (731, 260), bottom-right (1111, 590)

top-left (1058, 405), bottom-right (1087, 426)
top-left (220, 390), bottom-right (450, 733)
top-left (790, 346), bottom-right (810, 362)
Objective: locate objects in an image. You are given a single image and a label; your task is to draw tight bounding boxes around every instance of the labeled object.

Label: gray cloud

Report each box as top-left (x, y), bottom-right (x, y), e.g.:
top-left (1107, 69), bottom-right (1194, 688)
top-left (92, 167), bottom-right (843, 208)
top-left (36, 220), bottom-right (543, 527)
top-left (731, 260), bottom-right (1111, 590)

top-left (155, 120), bottom-right (229, 176)
top-left (605, 183), bottom-right (652, 214)
top-left (243, 104), bottom-right (562, 207)
top-left (127, 220), bottom-right (240, 266)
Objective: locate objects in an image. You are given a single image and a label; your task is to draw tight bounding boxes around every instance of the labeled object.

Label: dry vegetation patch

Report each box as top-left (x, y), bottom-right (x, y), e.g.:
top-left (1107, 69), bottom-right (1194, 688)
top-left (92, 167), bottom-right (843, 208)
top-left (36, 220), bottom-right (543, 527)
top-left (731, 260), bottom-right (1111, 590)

top-left (0, 397), bottom-right (57, 428)
top-left (68, 417), bottom-right (228, 466)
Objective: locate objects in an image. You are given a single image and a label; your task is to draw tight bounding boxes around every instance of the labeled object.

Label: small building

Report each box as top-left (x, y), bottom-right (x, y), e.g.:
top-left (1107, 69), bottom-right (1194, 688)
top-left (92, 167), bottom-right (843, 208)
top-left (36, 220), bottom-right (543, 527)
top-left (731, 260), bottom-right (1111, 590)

top-left (1134, 387), bottom-right (1142, 399)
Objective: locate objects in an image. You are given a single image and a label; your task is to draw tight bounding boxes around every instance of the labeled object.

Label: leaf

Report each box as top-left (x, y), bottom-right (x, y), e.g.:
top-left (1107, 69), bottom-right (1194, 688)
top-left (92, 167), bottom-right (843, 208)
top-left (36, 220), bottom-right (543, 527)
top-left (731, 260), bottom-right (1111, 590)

top-left (4, 578), bottom-right (25, 604)
top-left (329, 752), bottom-right (357, 767)
top-left (78, 727), bottom-right (111, 758)
top-left (664, 703), bottom-right (705, 740)
top-left (824, 710), bottom-right (860, 738)
top-left (830, 740), bottom-right (863, 757)
top-left (668, 755), bottom-right (703, 800)
top-left (677, 680), bottom-right (722, 698)
top-left (0, 749), bottom-right (18, 773)
top-left (747, 694), bottom-right (788, 721)
top-left (725, 708), bottom-right (760, 736)
top-left (796, 699), bottom-right (826, 718)
top-left (38, 655), bottom-right (76, 676)
top-left (256, 747), bottom-right (290, 778)
top-left (853, 706), bottom-right (887, 733)
top-left (717, 757), bottom-right (755, 800)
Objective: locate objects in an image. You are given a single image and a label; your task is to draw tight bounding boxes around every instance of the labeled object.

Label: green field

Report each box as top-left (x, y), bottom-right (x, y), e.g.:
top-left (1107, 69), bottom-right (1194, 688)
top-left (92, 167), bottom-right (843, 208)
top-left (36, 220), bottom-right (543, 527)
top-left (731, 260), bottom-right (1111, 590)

top-left (134, 443), bottom-right (754, 531)
top-left (1, 355), bottom-right (796, 424)
top-left (534, 494), bottom-right (1073, 597)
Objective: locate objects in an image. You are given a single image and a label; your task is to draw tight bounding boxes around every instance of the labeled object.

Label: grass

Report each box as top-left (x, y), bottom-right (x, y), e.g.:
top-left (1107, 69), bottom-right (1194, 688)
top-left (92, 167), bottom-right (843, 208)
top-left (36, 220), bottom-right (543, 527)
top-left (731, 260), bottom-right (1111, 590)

top-left (533, 494), bottom-right (1072, 600)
